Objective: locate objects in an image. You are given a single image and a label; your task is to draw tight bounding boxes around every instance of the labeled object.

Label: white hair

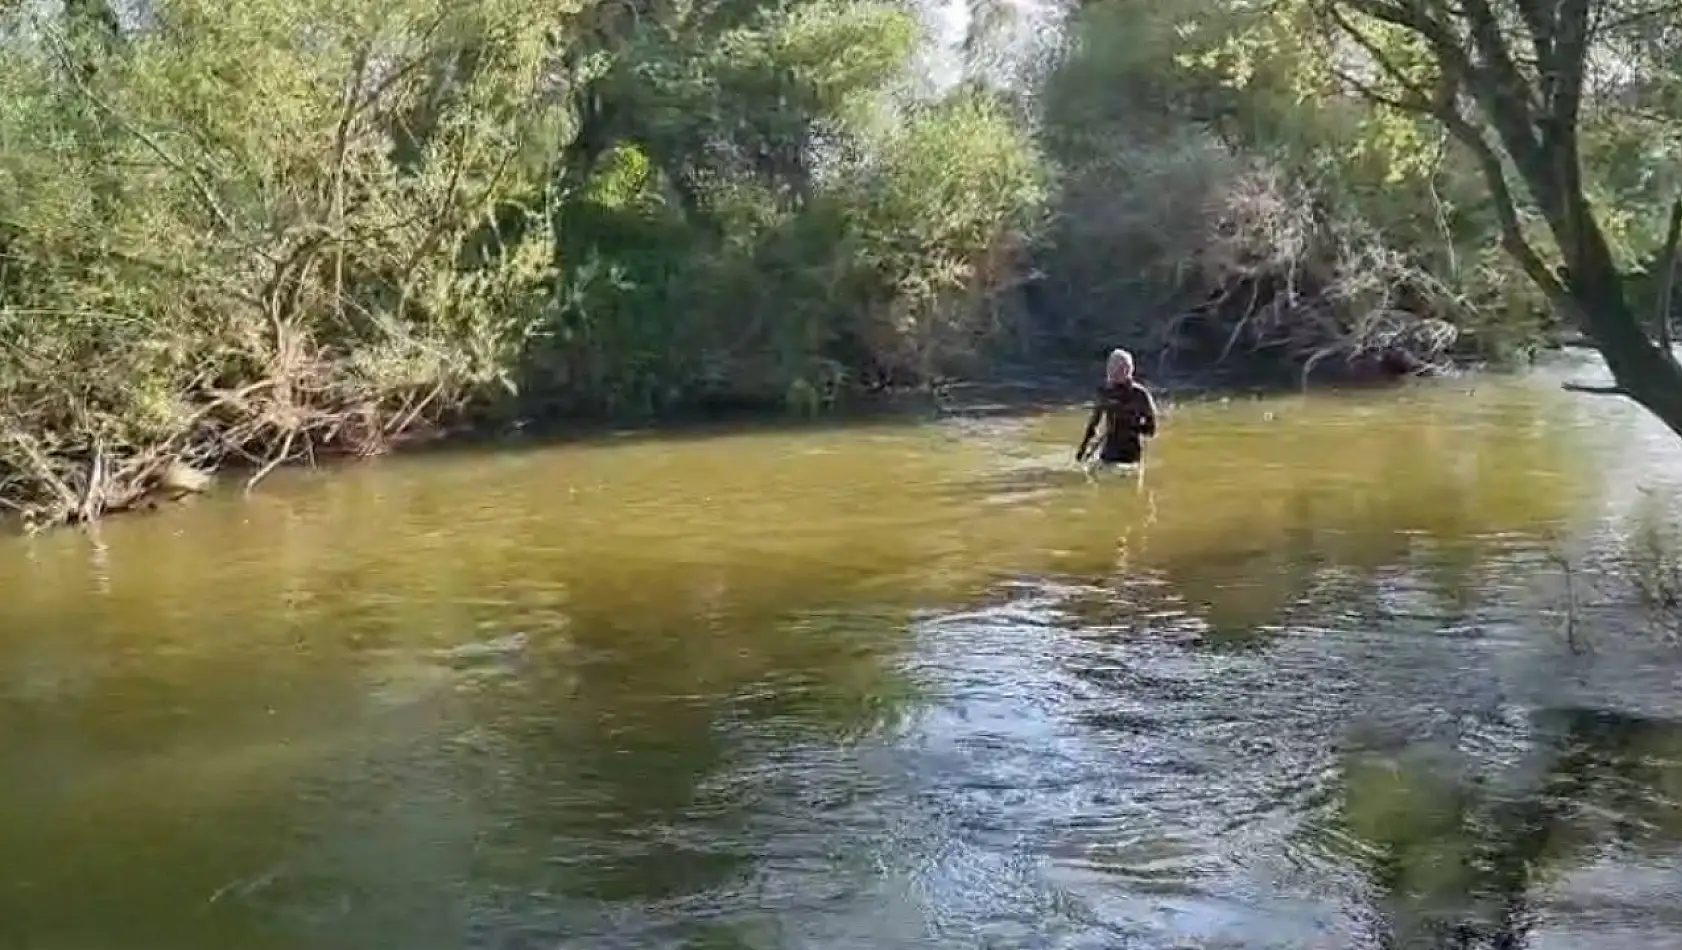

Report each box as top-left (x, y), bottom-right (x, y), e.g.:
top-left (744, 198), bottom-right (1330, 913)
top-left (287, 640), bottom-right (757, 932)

top-left (1105, 348), bottom-right (1134, 383)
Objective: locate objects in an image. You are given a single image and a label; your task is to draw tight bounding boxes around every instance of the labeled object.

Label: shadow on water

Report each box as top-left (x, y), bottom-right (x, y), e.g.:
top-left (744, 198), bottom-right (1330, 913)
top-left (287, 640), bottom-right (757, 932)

top-left (2, 365), bottom-right (1682, 948)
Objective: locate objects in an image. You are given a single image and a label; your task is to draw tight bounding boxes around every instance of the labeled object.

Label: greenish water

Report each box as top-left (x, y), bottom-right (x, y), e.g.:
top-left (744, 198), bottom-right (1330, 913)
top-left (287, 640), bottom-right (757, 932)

top-left (5, 359), bottom-right (1682, 949)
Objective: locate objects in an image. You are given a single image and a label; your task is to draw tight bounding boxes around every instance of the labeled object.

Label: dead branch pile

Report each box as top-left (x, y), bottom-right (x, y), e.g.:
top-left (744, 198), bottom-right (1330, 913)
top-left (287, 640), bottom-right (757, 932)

top-left (0, 293), bottom-right (506, 530)
top-left (1155, 163), bottom-right (1461, 382)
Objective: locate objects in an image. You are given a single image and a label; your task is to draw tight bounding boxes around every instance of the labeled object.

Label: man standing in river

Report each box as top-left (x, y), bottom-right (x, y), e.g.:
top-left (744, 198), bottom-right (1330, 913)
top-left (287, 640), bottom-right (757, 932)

top-left (1075, 348), bottom-right (1158, 471)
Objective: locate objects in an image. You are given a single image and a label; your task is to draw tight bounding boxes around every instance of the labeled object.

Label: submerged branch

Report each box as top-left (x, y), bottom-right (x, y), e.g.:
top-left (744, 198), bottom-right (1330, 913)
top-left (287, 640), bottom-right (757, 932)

top-left (1561, 381), bottom-right (1626, 395)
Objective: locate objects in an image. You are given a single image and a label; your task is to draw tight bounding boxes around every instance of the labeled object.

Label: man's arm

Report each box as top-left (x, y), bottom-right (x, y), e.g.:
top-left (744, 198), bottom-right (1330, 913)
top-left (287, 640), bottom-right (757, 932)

top-left (1076, 404), bottom-right (1102, 459)
top-left (1137, 389), bottom-right (1159, 437)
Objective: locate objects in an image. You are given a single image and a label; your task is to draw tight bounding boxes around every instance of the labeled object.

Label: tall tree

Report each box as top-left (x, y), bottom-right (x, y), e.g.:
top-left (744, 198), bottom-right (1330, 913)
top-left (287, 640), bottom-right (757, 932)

top-left (1291, 0), bottom-right (1682, 432)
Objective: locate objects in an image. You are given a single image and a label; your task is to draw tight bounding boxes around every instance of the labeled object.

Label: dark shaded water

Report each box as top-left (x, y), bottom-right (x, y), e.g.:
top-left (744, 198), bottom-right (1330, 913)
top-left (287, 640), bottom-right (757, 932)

top-left (4, 360), bottom-right (1682, 949)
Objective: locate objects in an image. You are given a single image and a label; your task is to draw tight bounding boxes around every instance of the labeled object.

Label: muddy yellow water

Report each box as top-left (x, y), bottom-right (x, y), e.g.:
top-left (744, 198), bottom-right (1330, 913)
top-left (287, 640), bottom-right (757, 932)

top-left (5, 358), bottom-right (1682, 950)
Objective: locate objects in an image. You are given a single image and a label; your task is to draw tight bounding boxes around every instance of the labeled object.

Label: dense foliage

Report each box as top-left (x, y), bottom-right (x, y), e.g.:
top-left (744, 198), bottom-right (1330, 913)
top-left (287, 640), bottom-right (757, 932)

top-left (2, 0), bottom-right (1680, 525)
top-left (1028, 0), bottom-right (1681, 384)
top-left (0, 0), bottom-right (1046, 524)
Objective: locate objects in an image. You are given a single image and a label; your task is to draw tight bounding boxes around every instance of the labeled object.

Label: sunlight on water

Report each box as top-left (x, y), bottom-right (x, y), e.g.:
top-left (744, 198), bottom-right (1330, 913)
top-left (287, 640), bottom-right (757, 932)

top-left (3, 364), bottom-right (1682, 949)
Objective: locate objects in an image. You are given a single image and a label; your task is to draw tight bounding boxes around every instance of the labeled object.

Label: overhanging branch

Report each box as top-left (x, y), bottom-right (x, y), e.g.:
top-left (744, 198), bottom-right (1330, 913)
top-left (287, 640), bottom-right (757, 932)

top-left (1321, 2), bottom-right (1576, 325)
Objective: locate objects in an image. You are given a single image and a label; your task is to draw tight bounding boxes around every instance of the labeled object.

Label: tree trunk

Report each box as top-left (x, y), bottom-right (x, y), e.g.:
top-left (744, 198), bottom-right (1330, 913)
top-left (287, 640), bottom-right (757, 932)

top-left (1564, 276), bottom-right (1682, 438)
top-left (1552, 196), bottom-right (1682, 439)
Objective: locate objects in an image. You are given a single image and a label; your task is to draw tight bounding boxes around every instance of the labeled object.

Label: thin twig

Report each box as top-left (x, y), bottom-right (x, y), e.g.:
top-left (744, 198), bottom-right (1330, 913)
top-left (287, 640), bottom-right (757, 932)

top-left (42, 30), bottom-right (250, 247)
top-left (245, 428), bottom-right (296, 496)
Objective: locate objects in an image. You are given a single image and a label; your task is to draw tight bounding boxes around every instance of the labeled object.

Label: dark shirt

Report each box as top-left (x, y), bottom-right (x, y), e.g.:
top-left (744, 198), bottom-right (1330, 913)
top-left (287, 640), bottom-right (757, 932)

top-left (1078, 382), bottom-right (1158, 464)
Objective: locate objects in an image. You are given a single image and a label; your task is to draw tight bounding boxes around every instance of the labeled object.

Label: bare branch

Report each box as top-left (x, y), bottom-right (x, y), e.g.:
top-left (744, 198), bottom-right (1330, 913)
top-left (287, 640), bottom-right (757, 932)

top-left (1440, 107), bottom-right (1579, 313)
top-left (1325, 3), bottom-right (1442, 110)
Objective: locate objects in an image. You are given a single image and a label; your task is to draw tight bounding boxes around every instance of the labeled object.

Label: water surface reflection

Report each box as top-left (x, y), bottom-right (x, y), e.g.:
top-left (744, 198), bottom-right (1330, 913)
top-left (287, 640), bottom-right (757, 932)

top-left (1, 368), bottom-right (1681, 948)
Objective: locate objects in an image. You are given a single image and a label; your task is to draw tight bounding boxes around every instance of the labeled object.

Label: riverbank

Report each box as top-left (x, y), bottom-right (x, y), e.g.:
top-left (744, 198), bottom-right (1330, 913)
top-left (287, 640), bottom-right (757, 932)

top-left (260, 355), bottom-right (1419, 468)
top-left (4, 350), bottom-right (1473, 535)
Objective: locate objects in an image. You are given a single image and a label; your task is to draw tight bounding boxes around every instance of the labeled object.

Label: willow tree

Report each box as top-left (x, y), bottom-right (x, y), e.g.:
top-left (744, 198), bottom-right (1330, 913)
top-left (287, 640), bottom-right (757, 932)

top-left (1198, 0), bottom-right (1682, 431)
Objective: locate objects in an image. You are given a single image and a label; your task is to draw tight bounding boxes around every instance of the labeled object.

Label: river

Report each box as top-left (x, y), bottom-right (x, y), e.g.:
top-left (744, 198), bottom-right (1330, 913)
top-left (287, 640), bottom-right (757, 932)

top-left (4, 357), bottom-right (1682, 950)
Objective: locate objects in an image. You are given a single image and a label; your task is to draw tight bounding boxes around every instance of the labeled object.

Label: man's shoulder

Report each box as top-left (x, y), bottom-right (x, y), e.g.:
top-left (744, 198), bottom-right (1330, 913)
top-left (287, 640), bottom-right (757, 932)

top-left (1098, 381), bottom-right (1152, 396)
